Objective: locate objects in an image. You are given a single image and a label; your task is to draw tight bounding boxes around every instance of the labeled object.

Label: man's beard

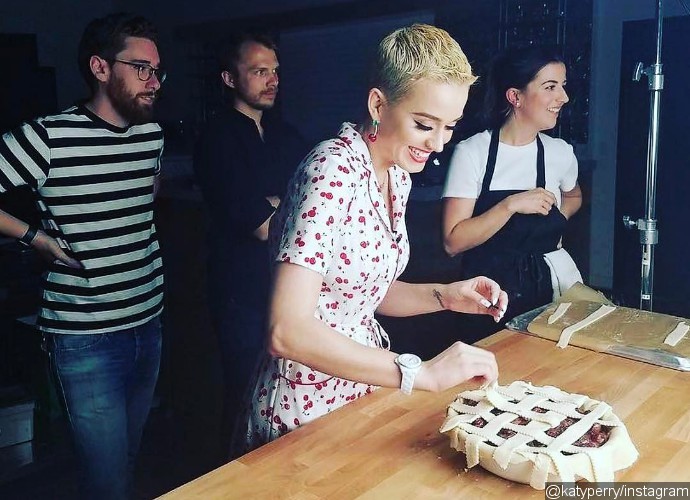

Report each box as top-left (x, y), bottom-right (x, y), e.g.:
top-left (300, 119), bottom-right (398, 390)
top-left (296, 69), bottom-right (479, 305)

top-left (238, 88), bottom-right (276, 112)
top-left (107, 75), bottom-right (156, 125)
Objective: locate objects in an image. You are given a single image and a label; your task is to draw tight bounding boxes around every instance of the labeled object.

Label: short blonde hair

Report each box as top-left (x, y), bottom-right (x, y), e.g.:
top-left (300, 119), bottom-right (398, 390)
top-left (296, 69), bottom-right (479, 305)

top-left (373, 23), bottom-right (477, 103)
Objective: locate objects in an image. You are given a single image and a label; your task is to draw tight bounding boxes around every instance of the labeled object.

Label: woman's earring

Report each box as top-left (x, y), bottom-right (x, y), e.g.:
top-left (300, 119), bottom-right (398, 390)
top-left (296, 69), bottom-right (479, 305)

top-left (368, 119), bottom-right (379, 142)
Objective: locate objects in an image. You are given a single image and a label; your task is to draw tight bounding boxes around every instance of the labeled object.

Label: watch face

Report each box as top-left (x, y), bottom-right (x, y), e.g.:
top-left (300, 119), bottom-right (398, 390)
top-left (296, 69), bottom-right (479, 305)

top-left (398, 353), bottom-right (422, 369)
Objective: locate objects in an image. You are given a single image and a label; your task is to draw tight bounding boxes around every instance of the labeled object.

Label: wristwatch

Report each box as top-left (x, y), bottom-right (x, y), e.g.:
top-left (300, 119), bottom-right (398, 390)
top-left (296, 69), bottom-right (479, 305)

top-left (394, 353), bottom-right (422, 395)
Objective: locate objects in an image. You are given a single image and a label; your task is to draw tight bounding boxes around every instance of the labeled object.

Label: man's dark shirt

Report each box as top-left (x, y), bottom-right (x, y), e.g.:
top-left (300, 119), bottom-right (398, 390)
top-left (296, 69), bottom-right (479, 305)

top-left (194, 106), bottom-right (308, 307)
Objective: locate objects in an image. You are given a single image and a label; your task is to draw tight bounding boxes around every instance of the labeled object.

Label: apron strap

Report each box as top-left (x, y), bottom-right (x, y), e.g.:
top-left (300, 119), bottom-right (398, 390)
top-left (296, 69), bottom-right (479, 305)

top-left (536, 134), bottom-right (545, 188)
top-left (481, 129), bottom-right (501, 194)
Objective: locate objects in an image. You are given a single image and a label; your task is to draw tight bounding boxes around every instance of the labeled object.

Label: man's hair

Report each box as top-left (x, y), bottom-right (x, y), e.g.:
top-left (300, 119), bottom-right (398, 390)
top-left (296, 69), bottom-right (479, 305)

top-left (370, 23), bottom-right (477, 104)
top-left (78, 12), bottom-right (158, 92)
top-left (217, 31), bottom-right (277, 76)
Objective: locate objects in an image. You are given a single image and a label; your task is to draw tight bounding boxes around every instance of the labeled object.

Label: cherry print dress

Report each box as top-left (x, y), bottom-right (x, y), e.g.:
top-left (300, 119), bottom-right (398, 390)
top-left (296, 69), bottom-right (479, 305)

top-left (241, 122), bottom-right (411, 450)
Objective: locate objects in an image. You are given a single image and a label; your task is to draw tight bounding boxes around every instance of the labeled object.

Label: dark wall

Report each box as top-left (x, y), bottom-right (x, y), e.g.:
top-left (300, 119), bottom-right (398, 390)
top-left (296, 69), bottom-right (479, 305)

top-left (0, 34), bottom-right (57, 132)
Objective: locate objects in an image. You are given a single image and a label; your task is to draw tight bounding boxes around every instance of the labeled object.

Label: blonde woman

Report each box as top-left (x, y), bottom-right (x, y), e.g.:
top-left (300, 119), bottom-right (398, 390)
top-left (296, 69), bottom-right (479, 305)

top-left (237, 24), bottom-right (507, 452)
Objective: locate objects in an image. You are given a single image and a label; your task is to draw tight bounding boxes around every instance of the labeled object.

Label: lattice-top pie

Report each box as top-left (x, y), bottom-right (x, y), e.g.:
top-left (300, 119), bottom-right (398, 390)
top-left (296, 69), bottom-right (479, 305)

top-left (439, 381), bottom-right (638, 489)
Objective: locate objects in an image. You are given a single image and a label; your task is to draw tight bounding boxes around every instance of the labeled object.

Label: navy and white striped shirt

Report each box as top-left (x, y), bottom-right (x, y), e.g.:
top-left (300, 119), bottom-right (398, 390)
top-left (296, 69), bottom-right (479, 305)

top-left (0, 105), bottom-right (164, 334)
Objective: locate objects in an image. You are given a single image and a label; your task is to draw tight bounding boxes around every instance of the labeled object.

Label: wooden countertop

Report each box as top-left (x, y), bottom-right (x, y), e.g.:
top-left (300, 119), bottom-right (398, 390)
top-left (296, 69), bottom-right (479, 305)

top-left (160, 330), bottom-right (690, 499)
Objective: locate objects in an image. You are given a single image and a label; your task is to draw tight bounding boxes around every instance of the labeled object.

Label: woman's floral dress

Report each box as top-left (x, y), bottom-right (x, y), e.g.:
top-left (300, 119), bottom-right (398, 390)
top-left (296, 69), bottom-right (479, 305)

top-left (241, 122), bottom-right (411, 451)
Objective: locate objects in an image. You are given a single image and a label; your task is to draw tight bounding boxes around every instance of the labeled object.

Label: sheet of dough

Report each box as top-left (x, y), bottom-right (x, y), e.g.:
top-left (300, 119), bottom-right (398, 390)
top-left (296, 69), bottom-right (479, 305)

top-left (559, 282), bottom-right (614, 305)
top-left (528, 299), bottom-right (690, 359)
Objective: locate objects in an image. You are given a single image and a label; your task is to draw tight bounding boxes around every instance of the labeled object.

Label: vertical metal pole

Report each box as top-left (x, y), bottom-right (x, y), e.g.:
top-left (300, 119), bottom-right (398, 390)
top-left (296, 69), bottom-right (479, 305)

top-left (639, 0), bottom-right (664, 310)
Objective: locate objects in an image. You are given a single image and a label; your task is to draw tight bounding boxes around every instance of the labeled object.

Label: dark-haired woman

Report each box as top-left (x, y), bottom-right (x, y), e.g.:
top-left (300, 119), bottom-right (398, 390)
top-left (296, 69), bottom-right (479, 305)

top-left (442, 46), bottom-right (582, 339)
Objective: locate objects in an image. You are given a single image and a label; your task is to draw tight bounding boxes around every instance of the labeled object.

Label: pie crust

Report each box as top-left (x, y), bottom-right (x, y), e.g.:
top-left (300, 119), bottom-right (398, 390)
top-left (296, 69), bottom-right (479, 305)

top-left (440, 381), bottom-right (638, 489)
top-left (556, 304), bottom-right (617, 348)
top-left (548, 302), bottom-right (572, 325)
top-left (664, 322), bottom-right (690, 347)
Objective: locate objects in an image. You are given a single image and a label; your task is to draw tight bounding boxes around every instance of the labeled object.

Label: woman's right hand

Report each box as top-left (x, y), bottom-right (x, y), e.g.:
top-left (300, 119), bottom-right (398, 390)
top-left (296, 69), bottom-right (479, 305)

top-left (32, 231), bottom-right (83, 269)
top-left (415, 341), bottom-right (498, 392)
top-left (504, 188), bottom-right (557, 216)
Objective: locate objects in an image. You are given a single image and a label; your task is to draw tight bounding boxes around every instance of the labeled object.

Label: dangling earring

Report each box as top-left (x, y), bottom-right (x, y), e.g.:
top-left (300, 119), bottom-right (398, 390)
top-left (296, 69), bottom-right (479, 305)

top-left (368, 119), bottom-right (379, 142)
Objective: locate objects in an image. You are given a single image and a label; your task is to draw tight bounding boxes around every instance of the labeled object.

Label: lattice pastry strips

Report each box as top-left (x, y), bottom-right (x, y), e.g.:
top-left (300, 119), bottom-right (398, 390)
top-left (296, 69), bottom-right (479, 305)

top-left (440, 381), bottom-right (638, 489)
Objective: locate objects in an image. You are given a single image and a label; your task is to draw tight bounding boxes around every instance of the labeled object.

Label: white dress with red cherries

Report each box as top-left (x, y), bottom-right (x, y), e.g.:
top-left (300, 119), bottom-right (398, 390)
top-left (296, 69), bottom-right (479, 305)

top-left (241, 123), bottom-right (411, 450)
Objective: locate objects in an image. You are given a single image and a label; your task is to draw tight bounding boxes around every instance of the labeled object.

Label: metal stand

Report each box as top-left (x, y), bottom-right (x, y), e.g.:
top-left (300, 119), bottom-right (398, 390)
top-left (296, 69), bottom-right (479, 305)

top-left (623, 0), bottom-right (665, 311)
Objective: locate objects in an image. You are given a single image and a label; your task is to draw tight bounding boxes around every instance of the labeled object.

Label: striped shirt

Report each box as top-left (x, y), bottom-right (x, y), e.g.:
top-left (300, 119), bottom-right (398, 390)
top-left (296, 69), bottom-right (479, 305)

top-left (0, 105), bottom-right (164, 334)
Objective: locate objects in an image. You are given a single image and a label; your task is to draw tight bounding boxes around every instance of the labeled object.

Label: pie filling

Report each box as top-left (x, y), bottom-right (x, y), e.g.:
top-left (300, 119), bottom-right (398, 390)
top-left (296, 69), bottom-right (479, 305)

top-left (464, 399), bottom-right (613, 452)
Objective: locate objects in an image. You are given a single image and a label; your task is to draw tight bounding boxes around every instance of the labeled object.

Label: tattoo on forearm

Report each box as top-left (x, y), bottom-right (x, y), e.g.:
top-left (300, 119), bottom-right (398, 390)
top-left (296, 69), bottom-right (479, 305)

top-left (433, 288), bottom-right (445, 309)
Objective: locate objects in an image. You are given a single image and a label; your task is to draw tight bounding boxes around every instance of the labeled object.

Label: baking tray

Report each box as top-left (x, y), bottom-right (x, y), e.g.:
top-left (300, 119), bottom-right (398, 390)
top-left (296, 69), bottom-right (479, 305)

top-left (505, 285), bottom-right (690, 372)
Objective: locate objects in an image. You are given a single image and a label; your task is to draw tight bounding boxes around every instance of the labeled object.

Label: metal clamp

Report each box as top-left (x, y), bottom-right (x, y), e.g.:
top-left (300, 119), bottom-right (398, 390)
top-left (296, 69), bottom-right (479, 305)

top-left (633, 62), bottom-right (664, 90)
top-left (623, 216), bottom-right (658, 244)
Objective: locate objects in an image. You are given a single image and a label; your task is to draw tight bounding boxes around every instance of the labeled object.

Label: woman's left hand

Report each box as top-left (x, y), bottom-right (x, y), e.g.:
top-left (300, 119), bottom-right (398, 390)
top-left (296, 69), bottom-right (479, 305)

top-left (437, 276), bottom-right (508, 322)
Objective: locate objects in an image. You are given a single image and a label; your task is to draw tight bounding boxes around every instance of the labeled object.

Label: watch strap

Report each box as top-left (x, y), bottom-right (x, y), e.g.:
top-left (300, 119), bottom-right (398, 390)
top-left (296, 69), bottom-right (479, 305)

top-left (396, 353), bottom-right (421, 395)
top-left (400, 368), bottom-right (415, 395)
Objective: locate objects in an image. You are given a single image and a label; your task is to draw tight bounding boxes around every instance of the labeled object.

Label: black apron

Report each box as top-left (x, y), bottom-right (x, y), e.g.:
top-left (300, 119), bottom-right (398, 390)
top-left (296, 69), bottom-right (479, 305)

top-left (460, 129), bottom-right (567, 320)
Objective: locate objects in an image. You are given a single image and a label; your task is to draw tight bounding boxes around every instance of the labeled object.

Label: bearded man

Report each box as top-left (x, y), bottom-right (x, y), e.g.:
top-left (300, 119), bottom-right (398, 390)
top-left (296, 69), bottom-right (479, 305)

top-left (0, 13), bottom-right (165, 499)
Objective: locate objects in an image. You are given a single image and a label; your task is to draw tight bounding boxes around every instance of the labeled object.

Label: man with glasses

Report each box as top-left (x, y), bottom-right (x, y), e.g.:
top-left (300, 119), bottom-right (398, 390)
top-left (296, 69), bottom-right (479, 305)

top-left (194, 31), bottom-right (307, 460)
top-left (0, 13), bottom-right (165, 499)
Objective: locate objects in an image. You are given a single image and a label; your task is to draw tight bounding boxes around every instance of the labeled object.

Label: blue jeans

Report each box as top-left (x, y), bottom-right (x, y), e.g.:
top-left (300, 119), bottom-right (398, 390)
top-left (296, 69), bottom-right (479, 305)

top-left (45, 316), bottom-right (162, 500)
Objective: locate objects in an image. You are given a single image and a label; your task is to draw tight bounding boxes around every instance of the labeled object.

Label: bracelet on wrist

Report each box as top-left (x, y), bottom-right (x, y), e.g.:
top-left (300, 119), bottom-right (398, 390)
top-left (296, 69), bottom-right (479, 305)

top-left (19, 226), bottom-right (39, 247)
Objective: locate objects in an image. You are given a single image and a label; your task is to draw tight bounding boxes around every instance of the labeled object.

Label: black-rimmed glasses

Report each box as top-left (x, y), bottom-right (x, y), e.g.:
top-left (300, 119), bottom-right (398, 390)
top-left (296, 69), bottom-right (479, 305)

top-left (111, 59), bottom-right (167, 83)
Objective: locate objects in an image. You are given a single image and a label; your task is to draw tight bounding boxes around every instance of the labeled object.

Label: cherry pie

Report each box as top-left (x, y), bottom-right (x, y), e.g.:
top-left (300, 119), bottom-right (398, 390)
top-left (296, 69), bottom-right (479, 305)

top-left (440, 381), bottom-right (638, 489)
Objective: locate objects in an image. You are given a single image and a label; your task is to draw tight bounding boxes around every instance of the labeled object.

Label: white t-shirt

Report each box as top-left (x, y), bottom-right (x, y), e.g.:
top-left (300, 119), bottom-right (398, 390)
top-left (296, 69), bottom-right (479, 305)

top-left (442, 130), bottom-right (579, 208)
